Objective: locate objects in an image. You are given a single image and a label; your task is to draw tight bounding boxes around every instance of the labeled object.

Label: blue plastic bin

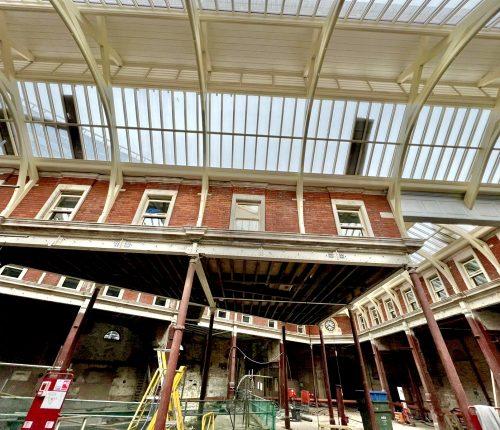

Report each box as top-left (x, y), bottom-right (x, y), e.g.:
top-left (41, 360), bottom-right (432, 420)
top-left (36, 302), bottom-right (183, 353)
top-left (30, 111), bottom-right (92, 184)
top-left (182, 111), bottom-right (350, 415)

top-left (370, 391), bottom-right (388, 401)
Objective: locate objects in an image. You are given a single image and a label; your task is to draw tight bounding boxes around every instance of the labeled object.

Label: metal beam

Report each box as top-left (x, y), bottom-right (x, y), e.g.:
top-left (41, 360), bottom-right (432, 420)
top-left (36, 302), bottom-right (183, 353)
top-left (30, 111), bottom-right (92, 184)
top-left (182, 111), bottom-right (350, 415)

top-left (194, 258), bottom-right (216, 308)
top-left (184, 0), bottom-right (210, 229)
top-left (440, 224), bottom-right (500, 275)
top-left (0, 11), bottom-right (38, 218)
top-left (49, 0), bottom-right (122, 224)
top-left (297, 0), bottom-right (344, 233)
top-left (478, 70), bottom-right (500, 88)
top-left (464, 94), bottom-right (500, 209)
top-left (389, 0), bottom-right (500, 225)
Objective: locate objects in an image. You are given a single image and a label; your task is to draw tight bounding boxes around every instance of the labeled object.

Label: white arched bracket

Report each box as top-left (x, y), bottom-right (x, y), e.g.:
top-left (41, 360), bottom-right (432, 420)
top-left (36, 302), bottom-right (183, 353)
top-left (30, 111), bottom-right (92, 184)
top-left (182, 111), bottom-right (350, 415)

top-left (464, 93), bottom-right (500, 208)
top-left (389, 0), bottom-right (500, 232)
top-left (416, 249), bottom-right (461, 294)
top-left (49, 0), bottom-right (123, 223)
top-left (184, 0), bottom-right (210, 228)
top-left (297, 0), bottom-right (345, 234)
top-left (439, 224), bottom-right (500, 276)
top-left (368, 297), bottom-right (384, 321)
top-left (0, 13), bottom-right (38, 219)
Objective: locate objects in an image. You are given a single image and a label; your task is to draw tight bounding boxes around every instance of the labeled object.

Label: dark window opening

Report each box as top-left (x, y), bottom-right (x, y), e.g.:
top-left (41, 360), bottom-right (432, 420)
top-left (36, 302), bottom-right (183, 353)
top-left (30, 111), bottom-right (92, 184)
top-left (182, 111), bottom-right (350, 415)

top-left (346, 117), bottom-right (373, 175)
top-left (103, 330), bottom-right (121, 341)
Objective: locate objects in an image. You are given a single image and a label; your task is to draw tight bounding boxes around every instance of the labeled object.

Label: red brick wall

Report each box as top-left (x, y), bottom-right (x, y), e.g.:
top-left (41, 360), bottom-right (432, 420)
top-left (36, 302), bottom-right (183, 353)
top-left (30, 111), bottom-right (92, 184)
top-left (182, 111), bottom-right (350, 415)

top-left (202, 186), bottom-right (233, 228)
top-left (488, 235), bottom-right (500, 261)
top-left (139, 292), bottom-right (155, 306)
top-left (23, 268), bottom-right (43, 283)
top-left (169, 184), bottom-right (200, 227)
top-left (474, 249), bottom-right (498, 280)
top-left (73, 180), bottom-right (108, 222)
top-left (11, 177), bottom-right (95, 219)
top-left (448, 260), bottom-right (469, 292)
top-left (265, 189), bottom-right (299, 233)
top-left (303, 191), bottom-right (336, 235)
top-left (0, 174), bottom-right (17, 212)
top-left (336, 316), bottom-right (352, 334)
top-left (122, 290), bottom-right (139, 302)
top-left (43, 272), bottom-right (61, 286)
top-left (395, 288), bottom-right (408, 314)
top-left (419, 276), bottom-right (433, 303)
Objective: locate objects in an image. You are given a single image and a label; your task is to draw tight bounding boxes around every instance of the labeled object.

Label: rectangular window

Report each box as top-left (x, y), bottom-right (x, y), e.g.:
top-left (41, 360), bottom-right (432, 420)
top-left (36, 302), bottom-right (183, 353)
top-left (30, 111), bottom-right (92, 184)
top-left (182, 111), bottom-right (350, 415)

top-left (0, 265), bottom-right (25, 279)
top-left (404, 289), bottom-right (419, 311)
top-left (332, 200), bottom-right (373, 237)
top-left (231, 194), bottom-right (265, 231)
top-left (384, 299), bottom-right (397, 319)
top-left (134, 190), bottom-right (177, 227)
top-left (217, 310), bottom-right (229, 320)
top-left (358, 314), bottom-right (367, 331)
top-left (104, 286), bottom-right (123, 298)
top-left (297, 325), bottom-right (305, 334)
top-left (154, 296), bottom-right (167, 307)
top-left (268, 320), bottom-right (276, 329)
top-left (370, 307), bottom-right (381, 325)
top-left (462, 258), bottom-right (488, 287)
top-left (37, 185), bottom-right (90, 222)
top-left (429, 276), bottom-right (447, 300)
top-left (242, 315), bottom-right (252, 324)
top-left (60, 276), bottom-right (81, 290)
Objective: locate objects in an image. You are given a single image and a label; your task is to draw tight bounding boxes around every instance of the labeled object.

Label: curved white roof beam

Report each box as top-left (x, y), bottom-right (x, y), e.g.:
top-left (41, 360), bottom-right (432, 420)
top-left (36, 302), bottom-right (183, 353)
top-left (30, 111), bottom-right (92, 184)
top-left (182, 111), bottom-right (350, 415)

top-left (49, 0), bottom-right (123, 223)
top-left (389, 0), bottom-right (500, 233)
top-left (0, 12), bottom-right (38, 218)
top-left (297, 0), bottom-right (345, 234)
top-left (416, 249), bottom-right (460, 294)
top-left (464, 94), bottom-right (500, 209)
top-left (184, 0), bottom-right (209, 228)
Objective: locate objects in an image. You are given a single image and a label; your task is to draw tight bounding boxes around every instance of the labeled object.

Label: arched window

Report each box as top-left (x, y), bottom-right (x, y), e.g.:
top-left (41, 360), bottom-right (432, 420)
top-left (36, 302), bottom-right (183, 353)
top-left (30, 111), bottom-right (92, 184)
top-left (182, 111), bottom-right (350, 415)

top-left (103, 330), bottom-right (121, 341)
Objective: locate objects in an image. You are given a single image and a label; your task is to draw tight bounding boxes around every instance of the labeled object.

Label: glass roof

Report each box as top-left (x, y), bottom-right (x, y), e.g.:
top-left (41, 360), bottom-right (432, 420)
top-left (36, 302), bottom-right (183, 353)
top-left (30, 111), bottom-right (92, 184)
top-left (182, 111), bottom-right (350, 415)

top-left (69, 0), bottom-right (500, 29)
top-left (9, 80), bottom-right (499, 186)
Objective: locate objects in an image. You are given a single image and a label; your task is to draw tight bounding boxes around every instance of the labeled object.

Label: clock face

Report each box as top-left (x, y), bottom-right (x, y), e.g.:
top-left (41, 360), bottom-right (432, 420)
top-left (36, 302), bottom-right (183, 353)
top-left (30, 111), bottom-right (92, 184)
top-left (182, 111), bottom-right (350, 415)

top-left (324, 319), bottom-right (336, 331)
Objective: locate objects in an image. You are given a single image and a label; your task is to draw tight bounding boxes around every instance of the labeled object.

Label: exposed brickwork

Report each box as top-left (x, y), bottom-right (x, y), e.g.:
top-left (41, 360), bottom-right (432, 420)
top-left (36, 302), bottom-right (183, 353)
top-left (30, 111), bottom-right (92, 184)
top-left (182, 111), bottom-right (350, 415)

top-left (303, 191), bottom-right (336, 234)
top-left (488, 235), bottom-right (500, 261)
top-left (169, 184), bottom-right (200, 226)
top-left (122, 290), bottom-right (139, 302)
top-left (395, 288), bottom-right (408, 314)
top-left (265, 189), bottom-right (299, 233)
top-left (43, 272), bottom-right (61, 286)
top-left (419, 276), bottom-right (433, 303)
top-left (74, 180), bottom-right (108, 222)
top-left (474, 248), bottom-right (499, 280)
top-left (336, 316), bottom-right (352, 334)
top-left (0, 174), bottom-right (18, 212)
top-left (441, 275), bottom-right (456, 296)
top-left (23, 268), bottom-right (44, 283)
top-left (138, 292), bottom-right (155, 305)
top-left (202, 185), bottom-right (233, 228)
top-left (448, 259), bottom-right (470, 292)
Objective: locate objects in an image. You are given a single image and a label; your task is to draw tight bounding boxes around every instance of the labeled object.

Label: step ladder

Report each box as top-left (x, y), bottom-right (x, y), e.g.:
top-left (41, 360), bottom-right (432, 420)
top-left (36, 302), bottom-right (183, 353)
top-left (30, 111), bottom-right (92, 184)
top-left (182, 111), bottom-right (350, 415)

top-left (128, 350), bottom-right (186, 430)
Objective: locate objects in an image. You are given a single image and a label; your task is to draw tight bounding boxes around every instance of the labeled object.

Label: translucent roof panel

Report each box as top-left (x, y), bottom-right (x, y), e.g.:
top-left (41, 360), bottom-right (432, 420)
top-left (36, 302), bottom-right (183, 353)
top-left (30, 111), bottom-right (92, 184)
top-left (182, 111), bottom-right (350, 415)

top-left (403, 106), bottom-right (491, 183)
top-left (12, 80), bottom-right (500, 185)
top-left (0, 93), bottom-right (17, 156)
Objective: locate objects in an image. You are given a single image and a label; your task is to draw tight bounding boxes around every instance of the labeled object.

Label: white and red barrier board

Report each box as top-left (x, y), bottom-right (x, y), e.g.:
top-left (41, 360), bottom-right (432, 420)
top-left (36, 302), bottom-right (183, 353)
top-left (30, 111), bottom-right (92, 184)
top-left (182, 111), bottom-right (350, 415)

top-left (22, 372), bottom-right (73, 430)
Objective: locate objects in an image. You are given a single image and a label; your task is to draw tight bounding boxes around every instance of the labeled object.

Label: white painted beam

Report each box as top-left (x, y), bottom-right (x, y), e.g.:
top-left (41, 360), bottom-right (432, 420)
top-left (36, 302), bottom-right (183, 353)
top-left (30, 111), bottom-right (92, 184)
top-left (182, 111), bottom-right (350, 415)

top-left (194, 258), bottom-right (216, 308)
top-left (464, 94), bottom-right (500, 209)
top-left (478, 70), bottom-right (500, 88)
top-left (297, 0), bottom-right (344, 234)
top-left (49, 0), bottom-right (123, 224)
top-left (416, 249), bottom-right (460, 294)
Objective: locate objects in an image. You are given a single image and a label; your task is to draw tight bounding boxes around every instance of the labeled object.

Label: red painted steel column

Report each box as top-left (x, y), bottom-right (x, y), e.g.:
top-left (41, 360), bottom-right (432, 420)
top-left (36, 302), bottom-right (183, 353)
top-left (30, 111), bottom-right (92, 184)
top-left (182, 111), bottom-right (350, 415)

top-left (197, 309), bottom-right (216, 423)
top-left (279, 341), bottom-right (286, 409)
top-left (227, 329), bottom-right (237, 399)
top-left (408, 269), bottom-right (474, 430)
top-left (154, 259), bottom-right (196, 430)
top-left (282, 326), bottom-right (291, 429)
top-left (405, 327), bottom-right (446, 429)
top-left (336, 385), bottom-right (348, 426)
top-left (309, 343), bottom-right (319, 408)
top-left (348, 308), bottom-right (378, 430)
top-left (319, 328), bottom-right (336, 425)
top-left (370, 340), bottom-right (395, 417)
top-left (465, 311), bottom-right (500, 389)
top-left (54, 286), bottom-right (100, 371)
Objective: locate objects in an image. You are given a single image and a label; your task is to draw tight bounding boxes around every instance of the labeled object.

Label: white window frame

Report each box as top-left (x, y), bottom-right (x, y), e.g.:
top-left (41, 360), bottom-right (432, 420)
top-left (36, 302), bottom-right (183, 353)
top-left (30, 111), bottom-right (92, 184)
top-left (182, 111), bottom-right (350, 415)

top-left (133, 189), bottom-right (177, 226)
top-left (241, 314), bottom-right (252, 324)
top-left (427, 275), bottom-right (448, 301)
top-left (331, 199), bottom-right (373, 237)
top-left (153, 296), bottom-right (169, 307)
top-left (297, 325), bottom-right (306, 334)
top-left (403, 288), bottom-right (419, 311)
top-left (384, 298), bottom-right (397, 319)
top-left (103, 285), bottom-right (124, 299)
top-left (217, 309), bottom-right (230, 320)
top-left (369, 307), bottom-right (381, 325)
top-left (57, 276), bottom-right (82, 291)
top-left (0, 265), bottom-right (27, 279)
top-left (230, 194), bottom-right (265, 231)
top-left (36, 184), bottom-right (91, 221)
top-left (358, 314), bottom-right (367, 331)
top-left (268, 320), bottom-right (276, 329)
top-left (459, 255), bottom-right (490, 289)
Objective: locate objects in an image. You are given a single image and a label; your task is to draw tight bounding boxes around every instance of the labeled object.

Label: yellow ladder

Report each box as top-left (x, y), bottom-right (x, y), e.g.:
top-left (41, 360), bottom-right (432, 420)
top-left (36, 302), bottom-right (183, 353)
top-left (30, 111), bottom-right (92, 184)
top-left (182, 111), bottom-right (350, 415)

top-left (201, 412), bottom-right (215, 430)
top-left (128, 351), bottom-right (186, 430)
